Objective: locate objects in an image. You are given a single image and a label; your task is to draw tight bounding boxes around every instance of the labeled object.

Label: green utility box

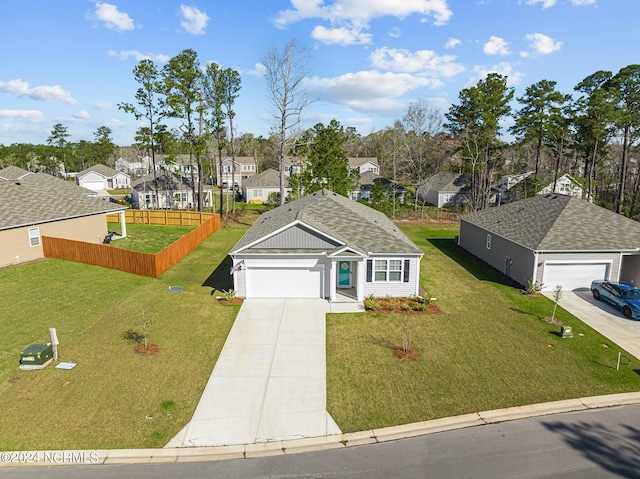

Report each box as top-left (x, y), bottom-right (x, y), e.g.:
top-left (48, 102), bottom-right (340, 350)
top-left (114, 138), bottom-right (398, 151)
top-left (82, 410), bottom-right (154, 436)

top-left (20, 343), bottom-right (53, 370)
top-left (560, 326), bottom-right (573, 339)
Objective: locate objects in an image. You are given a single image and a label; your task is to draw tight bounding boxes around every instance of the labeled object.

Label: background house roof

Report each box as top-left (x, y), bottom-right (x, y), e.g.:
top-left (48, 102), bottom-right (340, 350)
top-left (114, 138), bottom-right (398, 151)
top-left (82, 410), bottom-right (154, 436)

top-left (0, 166), bottom-right (34, 181)
top-left (461, 193), bottom-right (640, 251)
top-left (77, 164), bottom-right (121, 178)
top-left (418, 171), bottom-right (469, 193)
top-left (232, 189), bottom-right (422, 255)
top-left (243, 168), bottom-right (287, 188)
top-left (221, 156), bottom-right (256, 165)
top-left (357, 171), bottom-right (406, 192)
top-left (348, 157), bottom-right (379, 169)
top-left (0, 172), bottom-right (125, 231)
top-left (131, 170), bottom-right (192, 192)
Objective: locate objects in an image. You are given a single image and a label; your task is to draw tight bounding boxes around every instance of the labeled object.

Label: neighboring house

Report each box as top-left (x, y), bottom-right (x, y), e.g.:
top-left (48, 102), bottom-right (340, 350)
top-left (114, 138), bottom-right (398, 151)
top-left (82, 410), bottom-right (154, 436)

top-left (155, 155), bottom-right (200, 181)
top-left (458, 193), bottom-right (640, 292)
top-left (352, 171), bottom-right (407, 204)
top-left (282, 157), bottom-right (307, 177)
top-left (115, 156), bottom-right (150, 177)
top-left (217, 157), bottom-right (257, 191)
top-left (0, 168), bottom-right (127, 268)
top-left (348, 157), bottom-right (379, 174)
top-left (493, 171), bottom-right (534, 205)
top-left (242, 168), bottom-right (290, 204)
top-left (229, 189), bottom-right (423, 300)
top-left (538, 173), bottom-right (584, 198)
top-left (416, 172), bottom-right (469, 208)
top-left (131, 170), bottom-right (212, 209)
top-left (76, 164), bottom-right (131, 191)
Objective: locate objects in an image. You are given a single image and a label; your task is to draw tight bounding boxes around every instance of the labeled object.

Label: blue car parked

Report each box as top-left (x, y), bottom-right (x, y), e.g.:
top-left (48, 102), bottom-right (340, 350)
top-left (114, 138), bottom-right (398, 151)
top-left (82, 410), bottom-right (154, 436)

top-left (591, 280), bottom-right (640, 320)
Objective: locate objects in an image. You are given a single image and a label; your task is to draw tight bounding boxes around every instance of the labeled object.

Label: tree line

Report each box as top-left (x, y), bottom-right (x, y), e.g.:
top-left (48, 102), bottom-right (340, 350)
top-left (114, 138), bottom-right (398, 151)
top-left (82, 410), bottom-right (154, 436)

top-left (1, 42), bottom-right (639, 220)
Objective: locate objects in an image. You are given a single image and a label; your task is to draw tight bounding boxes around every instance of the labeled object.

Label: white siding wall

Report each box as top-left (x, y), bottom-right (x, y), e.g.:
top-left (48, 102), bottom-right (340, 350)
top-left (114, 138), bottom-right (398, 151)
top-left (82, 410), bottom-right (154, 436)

top-left (363, 256), bottom-right (421, 297)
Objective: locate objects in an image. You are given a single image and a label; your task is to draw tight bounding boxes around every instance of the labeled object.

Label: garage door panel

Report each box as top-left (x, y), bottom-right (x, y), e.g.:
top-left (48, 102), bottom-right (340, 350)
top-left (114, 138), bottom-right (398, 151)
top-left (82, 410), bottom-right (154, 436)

top-left (542, 263), bottom-right (609, 292)
top-left (247, 267), bottom-right (323, 298)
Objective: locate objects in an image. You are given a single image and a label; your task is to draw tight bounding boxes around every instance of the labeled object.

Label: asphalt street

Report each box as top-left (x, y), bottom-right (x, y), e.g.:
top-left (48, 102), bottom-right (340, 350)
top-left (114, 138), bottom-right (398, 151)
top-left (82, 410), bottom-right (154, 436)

top-left (3, 403), bottom-right (639, 479)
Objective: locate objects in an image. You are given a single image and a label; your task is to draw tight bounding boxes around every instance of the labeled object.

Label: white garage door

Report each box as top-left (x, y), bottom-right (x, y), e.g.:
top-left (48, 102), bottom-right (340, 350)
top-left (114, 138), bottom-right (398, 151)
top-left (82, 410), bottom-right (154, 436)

top-left (81, 180), bottom-right (105, 191)
top-left (542, 262), bottom-right (610, 292)
top-left (246, 267), bottom-right (324, 298)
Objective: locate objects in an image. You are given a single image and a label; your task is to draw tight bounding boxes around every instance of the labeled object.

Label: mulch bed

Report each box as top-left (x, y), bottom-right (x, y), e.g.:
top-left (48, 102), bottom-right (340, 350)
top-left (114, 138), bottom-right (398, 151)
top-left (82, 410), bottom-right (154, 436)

top-left (217, 298), bottom-right (244, 305)
top-left (394, 347), bottom-right (420, 361)
top-left (134, 343), bottom-right (159, 355)
top-left (365, 297), bottom-right (441, 314)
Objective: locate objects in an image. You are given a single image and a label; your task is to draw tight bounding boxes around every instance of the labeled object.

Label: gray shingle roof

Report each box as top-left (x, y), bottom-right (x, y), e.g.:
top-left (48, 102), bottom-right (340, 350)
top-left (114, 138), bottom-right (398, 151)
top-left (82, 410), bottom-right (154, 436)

top-left (77, 164), bottom-right (120, 178)
top-left (131, 170), bottom-right (192, 191)
top-left (243, 169), bottom-right (287, 188)
top-left (0, 166), bottom-right (34, 181)
top-left (461, 193), bottom-right (640, 251)
top-left (0, 172), bottom-right (125, 231)
top-left (418, 171), bottom-right (469, 193)
top-left (231, 189), bottom-right (422, 255)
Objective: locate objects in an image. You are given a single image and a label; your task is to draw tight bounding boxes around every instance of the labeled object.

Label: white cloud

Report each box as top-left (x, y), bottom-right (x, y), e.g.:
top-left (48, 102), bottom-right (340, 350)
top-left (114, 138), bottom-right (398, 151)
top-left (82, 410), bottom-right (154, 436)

top-left (388, 27), bottom-right (401, 38)
top-left (483, 36), bottom-right (510, 56)
top-left (523, 33), bottom-right (562, 55)
top-left (0, 109), bottom-right (46, 123)
top-left (107, 50), bottom-right (170, 63)
top-left (305, 71), bottom-right (432, 111)
top-left (93, 100), bottom-right (115, 111)
top-left (525, 0), bottom-right (556, 8)
top-left (311, 25), bottom-right (372, 45)
top-left (180, 5), bottom-right (209, 35)
top-left (369, 47), bottom-right (465, 77)
top-left (445, 37), bottom-right (461, 49)
top-left (90, 2), bottom-right (135, 32)
top-left (570, 0), bottom-right (596, 4)
top-left (74, 110), bottom-right (91, 120)
top-left (468, 63), bottom-right (524, 88)
top-left (0, 79), bottom-right (77, 104)
top-left (274, 0), bottom-right (452, 46)
top-left (275, 0), bottom-right (453, 26)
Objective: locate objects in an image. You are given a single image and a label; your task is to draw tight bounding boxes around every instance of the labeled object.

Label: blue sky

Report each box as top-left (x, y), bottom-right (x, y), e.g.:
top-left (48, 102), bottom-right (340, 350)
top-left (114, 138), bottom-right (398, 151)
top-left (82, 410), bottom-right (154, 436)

top-left (0, 0), bottom-right (637, 147)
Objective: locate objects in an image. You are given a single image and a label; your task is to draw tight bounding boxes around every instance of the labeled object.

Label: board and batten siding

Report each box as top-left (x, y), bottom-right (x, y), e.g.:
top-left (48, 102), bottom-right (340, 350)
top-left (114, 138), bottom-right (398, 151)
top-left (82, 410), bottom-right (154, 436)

top-left (459, 220), bottom-right (535, 287)
top-left (249, 224), bottom-right (340, 250)
top-left (363, 256), bottom-right (421, 297)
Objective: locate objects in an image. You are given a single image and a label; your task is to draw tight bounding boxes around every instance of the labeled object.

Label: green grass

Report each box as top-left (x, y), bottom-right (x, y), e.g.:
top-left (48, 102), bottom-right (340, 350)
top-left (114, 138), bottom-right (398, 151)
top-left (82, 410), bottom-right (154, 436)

top-left (0, 222), bottom-right (249, 451)
top-left (327, 222), bottom-right (640, 432)
top-left (107, 222), bottom-right (196, 253)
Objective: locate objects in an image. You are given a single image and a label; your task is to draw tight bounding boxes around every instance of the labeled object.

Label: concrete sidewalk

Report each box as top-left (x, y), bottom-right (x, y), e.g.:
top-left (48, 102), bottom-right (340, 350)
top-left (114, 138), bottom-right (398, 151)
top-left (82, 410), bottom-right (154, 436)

top-left (167, 298), bottom-right (362, 448)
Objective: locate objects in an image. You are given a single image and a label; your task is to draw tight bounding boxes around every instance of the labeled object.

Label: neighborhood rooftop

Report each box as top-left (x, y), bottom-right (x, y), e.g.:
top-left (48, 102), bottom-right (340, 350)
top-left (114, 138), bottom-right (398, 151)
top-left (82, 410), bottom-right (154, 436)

top-left (243, 168), bottom-right (287, 188)
top-left (232, 189), bottom-right (422, 255)
top-left (462, 193), bottom-right (640, 252)
top-left (0, 170), bottom-right (124, 231)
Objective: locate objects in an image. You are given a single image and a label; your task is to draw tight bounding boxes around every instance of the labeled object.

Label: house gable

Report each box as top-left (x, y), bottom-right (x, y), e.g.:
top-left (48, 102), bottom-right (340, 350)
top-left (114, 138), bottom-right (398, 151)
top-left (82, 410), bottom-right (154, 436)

top-left (246, 223), bottom-right (342, 251)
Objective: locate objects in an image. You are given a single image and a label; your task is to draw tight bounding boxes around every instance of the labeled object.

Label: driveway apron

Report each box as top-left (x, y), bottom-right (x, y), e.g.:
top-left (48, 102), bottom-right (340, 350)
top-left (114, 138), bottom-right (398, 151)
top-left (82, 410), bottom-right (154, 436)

top-left (546, 289), bottom-right (640, 360)
top-left (167, 298), bottom-right (347, 447)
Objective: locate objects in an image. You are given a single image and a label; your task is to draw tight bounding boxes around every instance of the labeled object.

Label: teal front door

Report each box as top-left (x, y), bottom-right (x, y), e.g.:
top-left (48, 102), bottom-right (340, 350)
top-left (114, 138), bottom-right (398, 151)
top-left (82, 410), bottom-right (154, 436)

top-left (338, 261), bottom-right (351, 287)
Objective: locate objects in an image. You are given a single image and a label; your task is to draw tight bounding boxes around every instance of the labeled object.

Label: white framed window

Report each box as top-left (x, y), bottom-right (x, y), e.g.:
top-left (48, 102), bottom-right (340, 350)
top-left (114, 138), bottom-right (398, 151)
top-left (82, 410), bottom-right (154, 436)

top-left (486, 234), bottom-right (492, 249)
top-left (374, 259), bottom-right (403, 282)
top-left (29, 227), bottom-right (41, 247)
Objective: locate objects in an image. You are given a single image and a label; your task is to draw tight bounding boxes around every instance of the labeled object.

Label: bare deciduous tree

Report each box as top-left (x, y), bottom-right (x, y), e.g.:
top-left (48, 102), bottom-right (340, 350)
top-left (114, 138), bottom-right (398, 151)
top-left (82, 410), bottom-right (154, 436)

top-left (261, 38), bottom-right (313, 205)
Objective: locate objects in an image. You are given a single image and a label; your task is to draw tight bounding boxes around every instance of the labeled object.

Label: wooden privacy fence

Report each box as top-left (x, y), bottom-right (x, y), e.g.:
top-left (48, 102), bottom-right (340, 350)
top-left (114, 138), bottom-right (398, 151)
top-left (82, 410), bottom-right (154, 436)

top-left (106, 209), bottom-right (217, 226)
top-left (42, 214), bottom-right (221, 278)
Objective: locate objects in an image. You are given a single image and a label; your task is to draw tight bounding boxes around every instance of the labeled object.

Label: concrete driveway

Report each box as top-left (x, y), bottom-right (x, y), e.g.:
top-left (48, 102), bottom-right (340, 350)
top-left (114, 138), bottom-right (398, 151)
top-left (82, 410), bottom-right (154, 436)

top-left (167, 298), bottom-right (363, 448)
top-left (547, 288), bottom-right (640, 360)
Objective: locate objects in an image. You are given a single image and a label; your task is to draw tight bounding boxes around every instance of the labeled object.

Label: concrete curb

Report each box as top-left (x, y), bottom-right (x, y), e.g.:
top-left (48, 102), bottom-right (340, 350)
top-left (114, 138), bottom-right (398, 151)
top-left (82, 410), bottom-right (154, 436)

top-left (3, 392), bottom-right (640, 467)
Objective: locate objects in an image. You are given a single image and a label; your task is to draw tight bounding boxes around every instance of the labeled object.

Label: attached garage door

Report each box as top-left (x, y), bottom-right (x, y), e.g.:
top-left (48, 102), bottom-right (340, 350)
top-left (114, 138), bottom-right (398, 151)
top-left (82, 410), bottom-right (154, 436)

top-left (542, 262), bottom-right (610, 292)
top-left (246, 267), bottom-right (324, 298)
top-left (82, 180), bottom-right (105, 191)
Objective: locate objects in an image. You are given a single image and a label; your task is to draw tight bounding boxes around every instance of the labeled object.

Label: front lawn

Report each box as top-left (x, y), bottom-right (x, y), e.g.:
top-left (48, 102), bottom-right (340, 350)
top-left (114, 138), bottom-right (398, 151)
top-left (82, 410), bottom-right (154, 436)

top-left (0, 223), bottom-right (249, 451)
top-left (327, 222), bottom-right (640, 432)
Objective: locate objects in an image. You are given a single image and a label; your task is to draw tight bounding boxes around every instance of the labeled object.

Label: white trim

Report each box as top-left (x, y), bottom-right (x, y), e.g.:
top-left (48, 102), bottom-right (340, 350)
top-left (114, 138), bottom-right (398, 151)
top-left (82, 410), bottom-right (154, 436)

top-left (328, 246), bottom-right (366, 257)
top-left (372, 258), bottom-right (404, 283)
top-left (28, 227), bottom-right (41, 247)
